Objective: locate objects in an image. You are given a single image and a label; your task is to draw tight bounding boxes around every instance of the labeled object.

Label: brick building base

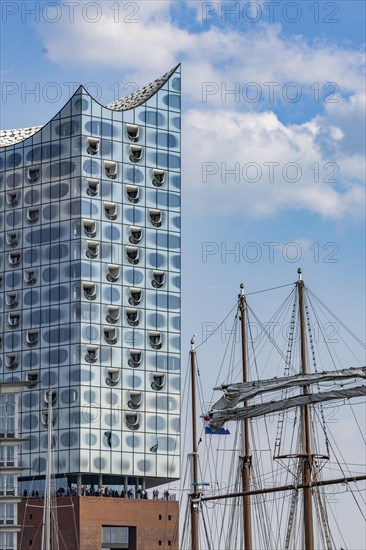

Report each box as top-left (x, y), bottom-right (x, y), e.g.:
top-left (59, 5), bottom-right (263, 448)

top-left (19, 496), bottom-right (179, 549)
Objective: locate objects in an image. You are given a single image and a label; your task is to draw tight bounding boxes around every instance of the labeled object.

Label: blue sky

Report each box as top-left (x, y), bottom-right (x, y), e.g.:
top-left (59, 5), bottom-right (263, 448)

top-left (1, 1), bottom-right (365, 546)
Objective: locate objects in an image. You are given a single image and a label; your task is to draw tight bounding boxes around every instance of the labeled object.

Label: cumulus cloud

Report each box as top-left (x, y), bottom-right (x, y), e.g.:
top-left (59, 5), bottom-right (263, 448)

top-left (183, 108), bottom-right (365, 220)
top-left (36, 0), bottom-right (365, 221)
top-left (38, 3), bottom-right (365, 98)
top-left (39, 1), bottom-right (189, 77)
top-left (314, 92), bottom-right (366, 157)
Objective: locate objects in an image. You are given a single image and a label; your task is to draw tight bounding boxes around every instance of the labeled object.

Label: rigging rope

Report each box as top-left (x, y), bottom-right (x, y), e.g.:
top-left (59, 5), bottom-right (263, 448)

top-left (195, 301), bottom-right (238, 351)
top-left (181, 278), bottom-right (365, 549)
top-left (246, 282), bottom-right (296, 296)
top-left (306, 287), bottom-right (365, 350)
top-left (304, 293), bottom-right (331, 456)
top-left (274, 290), bottom-right (297, 458)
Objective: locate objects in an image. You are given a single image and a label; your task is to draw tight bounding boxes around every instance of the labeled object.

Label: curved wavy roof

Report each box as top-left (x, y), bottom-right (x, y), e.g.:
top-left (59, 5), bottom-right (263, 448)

top-left (0, 126), bottom-right (43, 147)
top-left (106, 65), bottom-right (179, 111)
top-left (0, 65), bottom-right (180, 148)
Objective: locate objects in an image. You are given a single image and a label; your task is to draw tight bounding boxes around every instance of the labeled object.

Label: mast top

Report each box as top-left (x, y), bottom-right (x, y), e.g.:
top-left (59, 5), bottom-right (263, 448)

top-left (191, 334), bottom-right (196, 351)
top-left (240, 282), bottom-right (244, 296)
top-left (297, 267), bottom-right (302, 281)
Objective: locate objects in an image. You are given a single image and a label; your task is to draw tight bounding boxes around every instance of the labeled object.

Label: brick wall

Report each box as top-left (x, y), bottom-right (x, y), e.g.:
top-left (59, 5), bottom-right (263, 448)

top-left (19, 497), bottom-right (179, 550)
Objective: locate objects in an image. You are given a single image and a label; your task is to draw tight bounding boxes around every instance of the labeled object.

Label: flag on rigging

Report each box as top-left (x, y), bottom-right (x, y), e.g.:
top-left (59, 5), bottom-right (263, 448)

top-left (204, 416), bottom-right (230, 435)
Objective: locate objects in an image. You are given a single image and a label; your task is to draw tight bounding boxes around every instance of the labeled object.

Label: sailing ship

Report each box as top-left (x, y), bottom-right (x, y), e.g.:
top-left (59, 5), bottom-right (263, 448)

top-left (182, 269), bottom-right (366, 550)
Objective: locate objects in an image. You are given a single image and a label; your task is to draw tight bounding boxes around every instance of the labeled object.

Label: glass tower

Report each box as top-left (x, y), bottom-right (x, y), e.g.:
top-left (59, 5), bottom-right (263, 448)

top-left (0, 65), bottom-right (181, 488)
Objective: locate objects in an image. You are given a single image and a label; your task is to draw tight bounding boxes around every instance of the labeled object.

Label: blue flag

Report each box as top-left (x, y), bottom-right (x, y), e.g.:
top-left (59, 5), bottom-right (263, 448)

top-left (204, 418), bottom-right (230, 435)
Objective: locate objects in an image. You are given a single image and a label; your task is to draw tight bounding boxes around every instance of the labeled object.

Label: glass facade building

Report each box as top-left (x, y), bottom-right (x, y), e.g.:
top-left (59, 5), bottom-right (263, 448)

top-left (0, 65), bottom-right (181, 488)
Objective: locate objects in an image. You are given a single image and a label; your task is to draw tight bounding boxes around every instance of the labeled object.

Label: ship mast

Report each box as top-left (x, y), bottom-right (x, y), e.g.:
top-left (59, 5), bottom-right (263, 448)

top-left (239, 283), bottom-right (252, 549)
top-left (41, 389), bottom-right (53, 550)
top-left (297, 268), bottom-right (314, 550)
top-left (203, 273), bottom-right (366, 548)
top-left (190, 336), bottom-right (199, 550)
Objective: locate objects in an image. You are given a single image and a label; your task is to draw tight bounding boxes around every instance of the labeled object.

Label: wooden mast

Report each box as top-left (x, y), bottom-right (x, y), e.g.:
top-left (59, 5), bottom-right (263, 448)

top-left (41, 389), bottom-right (53, 550)
top-left (297, 268), bottom-right (314, 550)
top-left (190, 336), bottom-right (199, 550)
top-left (201, 274), bottom-right (364, 546)
top-left (239, 283), bottom-right (252, 549)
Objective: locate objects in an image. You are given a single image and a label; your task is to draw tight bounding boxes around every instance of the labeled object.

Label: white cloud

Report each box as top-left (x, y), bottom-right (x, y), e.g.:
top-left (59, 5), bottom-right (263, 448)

top-left (183, 108), bottom-right (365, 220)
top-left (39, 1), bottom-right (189, 77)
top-left (36, 2), bottom-right (365, 220)
top-left (182, 26), bottom-right (365, 106)
top-left (39, 6), bottom-right (365, 98)
top-left (314, 92), bottom-right (366, 157)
